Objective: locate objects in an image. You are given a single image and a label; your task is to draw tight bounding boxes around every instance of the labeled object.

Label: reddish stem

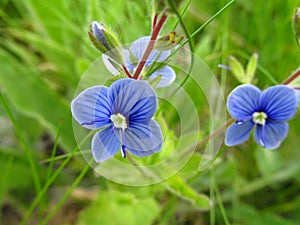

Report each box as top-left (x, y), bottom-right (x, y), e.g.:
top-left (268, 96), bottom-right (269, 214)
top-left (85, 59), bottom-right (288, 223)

top-left (133, 13), bottom-right (168, 79)
top-left (122, 64), bottom-right (132, 78)
top-left (282, 68), bottom-right (300, 84)
top-left (152, 14), bottom-right (158, 30)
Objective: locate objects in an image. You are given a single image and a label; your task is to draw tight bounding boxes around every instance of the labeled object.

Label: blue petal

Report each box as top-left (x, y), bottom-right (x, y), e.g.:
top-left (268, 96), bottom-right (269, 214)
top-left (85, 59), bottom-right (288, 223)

top-left (148, 49), bottom-right (170, 64)
top-left (254, 121), bottom-right (288, 149)
top-left (124, 120), bottom-right (163, 157)
top-left (225, 120), bottom-right (254, 146)
top-left (260, 85), bottom-right (297, 121)
top-left (149, 66), bottom-right (176, 88)
top-left (294, 89), bottom-right (300, 102)
top-left (108, 78), bottom-right (133, 105)
top-left (91, 126), bottom-right (120, 162)
top-left (71, 86), bottom-right (111, 129)
top-left (129, 36), bottom-right (170, 66)
top-left (227, 84), bottom-right (261, 119)
top-left (122, 49), bottom-right (135, 71)
top-left (109, 79), bottom-right (157, 120)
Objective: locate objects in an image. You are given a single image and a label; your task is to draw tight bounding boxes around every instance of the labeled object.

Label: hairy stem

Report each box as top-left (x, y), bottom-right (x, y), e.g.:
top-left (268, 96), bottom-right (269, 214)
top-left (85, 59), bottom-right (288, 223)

top-left (196, 118), bottom-right (235, 149)
top-left (180, 118), bottom-right (235, 160)
top-left (133, 13), bottom-right (168, 79)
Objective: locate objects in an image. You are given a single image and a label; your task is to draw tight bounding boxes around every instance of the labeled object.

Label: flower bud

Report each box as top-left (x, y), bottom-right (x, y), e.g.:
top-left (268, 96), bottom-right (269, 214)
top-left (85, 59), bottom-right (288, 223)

top-left (293, 8), bottom-right (300, 48)
top-left (155, 32), bottom-right (184, 50)
top-left (89, 21), bottom-right (123, 64)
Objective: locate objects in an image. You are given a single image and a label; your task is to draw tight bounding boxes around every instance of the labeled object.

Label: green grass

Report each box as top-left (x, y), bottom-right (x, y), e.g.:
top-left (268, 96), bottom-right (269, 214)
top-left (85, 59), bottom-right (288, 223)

top-left (1, 0), bottom-right (300, 224)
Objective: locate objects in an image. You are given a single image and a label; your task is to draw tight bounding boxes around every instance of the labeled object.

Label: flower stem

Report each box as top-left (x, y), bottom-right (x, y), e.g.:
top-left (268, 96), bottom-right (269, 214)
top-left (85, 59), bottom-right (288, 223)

top-left (180, 118), bottom-right (235, 160)
top-left (127, 154), bottom-right (151, 178)
top-left (152, 13), bottom-right (158, 30)
top-left (282, 68), bottom-right (300, 84)
top-left (133, 12), bottom-right (168, 79)
top-left (122, 64), bottom-right (132, 78)
top-left (0, 92), bottom-right (41, 194)
top-left (195, 118), bottom-right (235, 150)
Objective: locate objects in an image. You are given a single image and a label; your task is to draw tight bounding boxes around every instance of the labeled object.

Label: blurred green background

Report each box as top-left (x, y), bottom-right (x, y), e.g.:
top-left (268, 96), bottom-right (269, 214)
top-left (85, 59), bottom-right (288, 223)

top-left (1, 0), bottom-right (300, 224)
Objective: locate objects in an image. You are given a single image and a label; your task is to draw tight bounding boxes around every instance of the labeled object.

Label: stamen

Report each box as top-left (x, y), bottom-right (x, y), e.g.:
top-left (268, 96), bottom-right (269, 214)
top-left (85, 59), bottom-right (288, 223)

top-left (260, 125), bottom-right (266, 148)
top-left (121, 129), bottom-right (127, 158)
top-left (236, 119), bottom-right (243, 125)
top-left (121, 145), bottom-right (126, 158)
top-left (111, 113), bottom-right (127, 129)
top-left (236, 116), bottom-right (252, 125)
top-left (252, 112), bottom-right (268, 126)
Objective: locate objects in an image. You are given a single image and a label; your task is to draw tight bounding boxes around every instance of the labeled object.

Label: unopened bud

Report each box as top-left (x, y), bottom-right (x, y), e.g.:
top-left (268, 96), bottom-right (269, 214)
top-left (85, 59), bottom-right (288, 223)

top-left (293, 8), bottom-right (300, 49)
top-left (155, 32), bottom-right (184, 50)
top-left (89, 21), bottom-right (123, 63)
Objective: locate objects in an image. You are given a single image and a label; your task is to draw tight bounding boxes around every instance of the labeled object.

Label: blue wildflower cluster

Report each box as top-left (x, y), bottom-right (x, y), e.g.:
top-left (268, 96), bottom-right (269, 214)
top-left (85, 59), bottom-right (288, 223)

top-left (71, 10), bottom-right (300, 164)
top-left (71, 13), bottom-right (183, 162)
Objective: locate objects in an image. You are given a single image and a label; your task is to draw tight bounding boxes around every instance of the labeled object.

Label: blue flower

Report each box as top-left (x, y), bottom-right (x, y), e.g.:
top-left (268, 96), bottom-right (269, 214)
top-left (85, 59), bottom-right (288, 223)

top-left (225, 84), bottom-right (298, 149)
top-left (71, 78), bottom-right (163, 162)
top-left (102, 36), bottom-right (176, 88)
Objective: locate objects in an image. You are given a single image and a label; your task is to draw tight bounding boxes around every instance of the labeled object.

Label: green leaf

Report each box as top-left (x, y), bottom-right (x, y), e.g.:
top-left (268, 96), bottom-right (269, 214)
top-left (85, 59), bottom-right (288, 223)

top-left (0, 147), bottom-right (43, 191)
top-left (255, 147), bottom-right (283, 177)
top-left (165, 174), bottom-right (211, 210)
top-left (21, 0), bottom-right (72, 43)
top-left (228, 56), bottom-right (247, 84)
top-left (0, 50), bottom-right (76, 152)
top-left (14, 30), bottom-right (78, 86)
top-left (246, 53), bottom-right (258, 83)
top-left (76, 190), bottom-right (159, 225)
top-left (105, 74), bottom-right (127, 87)
top-left (232, 204), bottom-right (298, 225)
top-left (293, 8), bottom-right (300, 49)
top-left (148, 74), bottom-right (162, 88)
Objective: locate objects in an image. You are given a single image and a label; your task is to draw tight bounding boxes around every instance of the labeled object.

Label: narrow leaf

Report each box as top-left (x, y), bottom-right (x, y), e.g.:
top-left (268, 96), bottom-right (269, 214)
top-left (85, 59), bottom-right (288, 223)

top-left (166, 174), bottom-right (211, 210)
top-left (228, 56), bottom-right (246, 83)
top-left (246, 53), bottom-right (258, 83)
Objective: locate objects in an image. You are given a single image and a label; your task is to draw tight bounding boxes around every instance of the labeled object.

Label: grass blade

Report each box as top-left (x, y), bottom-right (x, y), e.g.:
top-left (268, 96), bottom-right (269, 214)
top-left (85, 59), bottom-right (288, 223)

top-left (20, 130), bottom-right (95, 225)
top-left (46, 120), bottom-right (63, 181)
top-left (0, 92), bottom-right (41, 194)
top-left (39, 163), bottom-right (90, 225)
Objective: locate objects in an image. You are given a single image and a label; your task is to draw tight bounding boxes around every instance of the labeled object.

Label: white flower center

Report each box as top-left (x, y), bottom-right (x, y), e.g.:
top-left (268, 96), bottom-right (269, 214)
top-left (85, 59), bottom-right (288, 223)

top-left (252, 112), bottom-right (268, 125)
top-left (110, 113), bottom-right (127, 129)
